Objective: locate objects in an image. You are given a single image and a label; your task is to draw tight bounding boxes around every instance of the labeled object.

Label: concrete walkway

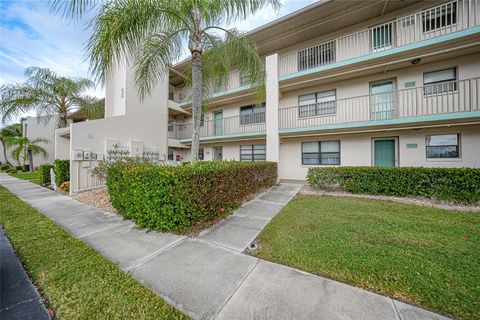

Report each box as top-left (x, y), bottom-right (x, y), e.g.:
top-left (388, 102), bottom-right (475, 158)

top-left (0, 174), bottom-right (451, 320)
top-left (1, 228), bottom-right (50, 320)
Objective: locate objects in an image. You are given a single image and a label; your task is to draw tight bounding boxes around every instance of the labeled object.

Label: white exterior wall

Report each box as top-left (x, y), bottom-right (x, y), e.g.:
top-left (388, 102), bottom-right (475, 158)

top-left (70, 62), bottom-right (169, 193)
top-left (278, 125), bottom-right (480, 180)
top-left (23, 116), bottom-right (57, 167)
top-left (105, 63), bottom-right (127, 117)
top-left (54, 128), bottom-right (70, 160)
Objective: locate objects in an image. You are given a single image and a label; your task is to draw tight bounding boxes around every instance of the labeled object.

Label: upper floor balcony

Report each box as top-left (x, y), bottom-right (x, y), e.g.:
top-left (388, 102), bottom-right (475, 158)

top-left (169, 111), bottom-right (266, 141)
top-left (168, 77), bottom-right (479, 142)
top-left (172, 69), bottom-right (256, 104)
top-left (278, 0), bottom-right (480, 78)
top-left (279, 77), bottom-right (479, 133)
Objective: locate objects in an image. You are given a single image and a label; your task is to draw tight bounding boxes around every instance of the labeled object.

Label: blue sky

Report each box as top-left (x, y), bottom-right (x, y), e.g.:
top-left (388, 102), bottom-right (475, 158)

top-left (0, 0), bottom-right (316, 110)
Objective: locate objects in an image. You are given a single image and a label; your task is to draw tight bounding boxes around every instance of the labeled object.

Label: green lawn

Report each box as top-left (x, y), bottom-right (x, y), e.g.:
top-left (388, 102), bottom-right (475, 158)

top-left (0, 186), bottom-right (188, 320)
top-left (9, 171), bottom-right (41, 184)
top-left (255, 195), bottom-right (480, 320)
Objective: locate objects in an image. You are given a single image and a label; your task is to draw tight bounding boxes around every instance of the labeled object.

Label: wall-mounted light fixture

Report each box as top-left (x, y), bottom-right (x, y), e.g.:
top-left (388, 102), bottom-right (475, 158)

top-left (411, 58), bottom-right (422, 65)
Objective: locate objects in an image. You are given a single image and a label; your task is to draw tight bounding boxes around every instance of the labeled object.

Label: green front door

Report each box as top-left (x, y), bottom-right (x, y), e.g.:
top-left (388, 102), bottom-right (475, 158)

top-left (374, 139), bottom-right (396, 167)
top-left (214, 112), bottom-right (223, 136)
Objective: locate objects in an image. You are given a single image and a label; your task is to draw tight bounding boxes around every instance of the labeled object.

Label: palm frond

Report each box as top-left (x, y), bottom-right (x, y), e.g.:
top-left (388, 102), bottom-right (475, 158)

top-left (183, 28), bottom-right (266, 106)
top-left (201, 0), bottom-right (281, 26)
top-left (49, 0), bottom-right (99, 20)
top-left (134, 30), bottom-right (186, 99)
top-left (1, 66), bottom-right (96, 128)
top-left (0, 84), bottom-right (44, 124)
top-left (77, 97), bottom-right (105, 120)
top-left (86, 0), bottom-right (187, 84)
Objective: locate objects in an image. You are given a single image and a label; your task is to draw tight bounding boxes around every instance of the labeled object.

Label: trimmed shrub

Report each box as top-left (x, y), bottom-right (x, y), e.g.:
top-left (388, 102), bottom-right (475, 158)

top-left (39, 164), bottom-right (54, 184)
top-left (22, 164), bottom-right (30, 172)
top-left (307, 166), bottom-right (480, 204)
top-left (54, 160), bottom-right (70, 187)
top-left (15, 165), bottom-right (23, 171)
top-left (6, 167), bottom-right (17, 174)
top-left (108, 160), bottom-right (277, 233)
top-left (0, 164), bottom-right (10, 170)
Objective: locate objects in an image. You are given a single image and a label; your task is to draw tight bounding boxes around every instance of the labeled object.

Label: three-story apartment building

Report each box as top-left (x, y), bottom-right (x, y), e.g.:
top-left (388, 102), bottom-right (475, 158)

top-left (68, 0), bottom-right (480, 192)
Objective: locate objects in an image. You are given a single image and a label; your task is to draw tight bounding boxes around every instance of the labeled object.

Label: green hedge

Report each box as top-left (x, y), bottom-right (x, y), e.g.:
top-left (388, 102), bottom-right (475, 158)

top-left (307, 167), bottom-right (480, 204)
top-left (54, 160), bottom-right (70, 186)
top-left (38, 164), bottom-right (54, 185)
top-left (107, 160), bottom-right (277, 233)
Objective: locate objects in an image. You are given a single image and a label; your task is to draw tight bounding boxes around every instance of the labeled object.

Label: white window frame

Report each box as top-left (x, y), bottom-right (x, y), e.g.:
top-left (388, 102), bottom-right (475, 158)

top-left (423, 67), bottom-right (457, 95)
top-left (425, 133), bottom-right (460, 159)
top-left (298, 90), bottom-right (336, 118)
top-left (301, 140), bottom-right (341, 166)
top-left (240, 144), bottom-right (266, 162)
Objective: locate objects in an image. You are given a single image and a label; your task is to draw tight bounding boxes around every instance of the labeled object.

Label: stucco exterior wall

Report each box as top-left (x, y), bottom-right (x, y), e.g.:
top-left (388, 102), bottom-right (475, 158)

top-left (54, 128), bottom-right (70, 160)
top-left (105, 63), bottom-right (127, 118)
top-left (23, 116), bottom-right (57, 168)
top-left (278, 124), bottom-right (480, 181)
top-left (70, 63), bottom-right (169, 193)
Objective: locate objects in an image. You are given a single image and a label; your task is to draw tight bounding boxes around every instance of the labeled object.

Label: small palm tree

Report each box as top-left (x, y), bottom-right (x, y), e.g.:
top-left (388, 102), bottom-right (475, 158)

top-left (0, 67), bottom-right (103, 128)
top-left (51, 0), bottom-right (280, 161)
top-left (7, 136), bottom-right (49, 172)
top-left (0, 123), bottom-right (22, 166)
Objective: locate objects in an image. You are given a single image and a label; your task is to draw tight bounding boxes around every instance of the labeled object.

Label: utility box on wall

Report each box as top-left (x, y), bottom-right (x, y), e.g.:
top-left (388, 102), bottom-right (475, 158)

top-left (73, 149), bottom-right (84, 161)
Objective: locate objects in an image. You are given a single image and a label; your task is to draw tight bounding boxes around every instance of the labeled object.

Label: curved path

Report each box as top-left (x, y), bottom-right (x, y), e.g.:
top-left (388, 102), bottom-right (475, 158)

top-left (0, 174), bottom-right (450, 320)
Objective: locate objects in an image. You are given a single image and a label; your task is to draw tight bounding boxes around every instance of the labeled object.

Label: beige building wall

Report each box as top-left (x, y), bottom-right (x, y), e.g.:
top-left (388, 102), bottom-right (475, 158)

top-left (70, 62), bottom-right (169, 193)
top-left (278, 125), bottom-right (480, 181)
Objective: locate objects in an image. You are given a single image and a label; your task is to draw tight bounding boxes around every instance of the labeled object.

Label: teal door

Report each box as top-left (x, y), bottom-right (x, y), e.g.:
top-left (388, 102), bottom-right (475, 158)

top-left (214, 112), bottom-right (223, 136)
top-left (374, 139), bottom-right (396, 167)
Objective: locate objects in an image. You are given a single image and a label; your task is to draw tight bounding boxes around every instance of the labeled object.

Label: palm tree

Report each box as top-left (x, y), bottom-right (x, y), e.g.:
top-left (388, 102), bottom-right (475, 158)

top-left (7, 136), bottom-right (49, 172)
top-left (51, 0), bottom-right (280, 161)
top-left (0, 123), bottom-right (22, 166)
top-left (0, 67), bottom-right (103, 128)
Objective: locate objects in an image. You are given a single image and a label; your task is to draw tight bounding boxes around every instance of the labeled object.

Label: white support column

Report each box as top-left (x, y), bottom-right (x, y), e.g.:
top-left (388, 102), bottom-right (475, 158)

top-left (265, 54), bottom-right (280, 164)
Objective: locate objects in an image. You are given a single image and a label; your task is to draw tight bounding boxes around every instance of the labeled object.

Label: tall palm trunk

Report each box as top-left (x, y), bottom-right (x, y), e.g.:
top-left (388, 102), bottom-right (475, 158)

top-left (191, 51), bottom-right (202, 162)
top-left (59, 114), bottom-right (68, 128)
top-left (1, 139), bottom-right (12, 166)
top-left (28, 149), bottom-right (34, 172)
top-left (190, 8), bottom-right (203, 162)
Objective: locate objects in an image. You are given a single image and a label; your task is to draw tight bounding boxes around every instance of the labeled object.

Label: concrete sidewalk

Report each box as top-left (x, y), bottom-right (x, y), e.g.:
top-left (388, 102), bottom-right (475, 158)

top-left (0, 174), bottom-right (451, 320)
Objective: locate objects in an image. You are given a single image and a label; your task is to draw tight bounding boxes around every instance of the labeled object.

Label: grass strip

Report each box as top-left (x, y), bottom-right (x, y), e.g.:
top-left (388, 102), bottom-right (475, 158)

top-left (255, 195), bottom-right (480, 320)
top-left (0, 186), bottom-right (188, 320)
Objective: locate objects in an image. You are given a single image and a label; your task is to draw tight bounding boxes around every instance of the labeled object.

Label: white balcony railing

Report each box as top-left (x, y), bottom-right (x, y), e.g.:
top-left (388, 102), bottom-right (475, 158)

top-left (279, 0), bottom-right (479, 77)
top-left (172, 112), bottom-right (266, 140)
top-left (173, 68), bottom-right (262, 104)
top-left (279, 77), bottom-right (479, 130)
